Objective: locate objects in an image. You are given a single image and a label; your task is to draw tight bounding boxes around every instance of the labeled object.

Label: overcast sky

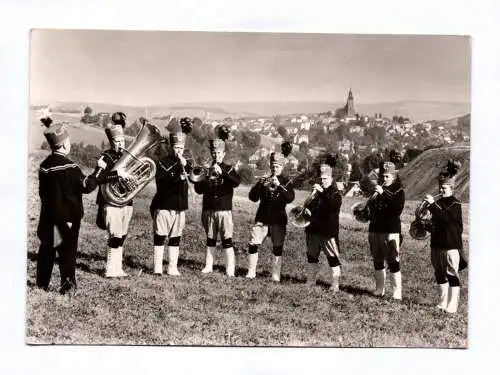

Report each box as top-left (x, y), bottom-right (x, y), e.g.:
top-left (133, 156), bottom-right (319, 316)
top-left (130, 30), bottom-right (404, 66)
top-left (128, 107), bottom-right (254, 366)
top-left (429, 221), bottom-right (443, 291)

top-left (30, 30), bottom-right (470, 106)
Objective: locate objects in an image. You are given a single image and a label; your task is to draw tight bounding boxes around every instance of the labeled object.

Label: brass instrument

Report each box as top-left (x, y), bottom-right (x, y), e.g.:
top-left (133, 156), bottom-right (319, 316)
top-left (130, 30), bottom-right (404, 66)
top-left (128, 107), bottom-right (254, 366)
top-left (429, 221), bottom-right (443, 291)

top-left (102, 121), bottom-right (163, 206)
top-left (260, 169), bottom-right (302, 193)
top-left (351, 182), bottom-right (386, 223)
top-left (409, 193), bottom-right (443, 240)
top-left (188, 161), bottom-right (221, 183)
top-left (261, 173), bottom-right (279, 191)
top-left (290, 187), bottom-right (321, 228)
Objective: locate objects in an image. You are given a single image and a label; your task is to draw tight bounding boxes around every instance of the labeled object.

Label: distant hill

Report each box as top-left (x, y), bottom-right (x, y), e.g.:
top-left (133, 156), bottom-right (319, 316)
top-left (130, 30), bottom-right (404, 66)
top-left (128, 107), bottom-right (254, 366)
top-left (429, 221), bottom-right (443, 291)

top-left (429, 113), bottom-right (470, 130)
top-left (355, 101), bottom-right (470, 122)
top-left (399, 146), bottom-right (470, 202)
top-left (34, 100), bottom-right (470, 122)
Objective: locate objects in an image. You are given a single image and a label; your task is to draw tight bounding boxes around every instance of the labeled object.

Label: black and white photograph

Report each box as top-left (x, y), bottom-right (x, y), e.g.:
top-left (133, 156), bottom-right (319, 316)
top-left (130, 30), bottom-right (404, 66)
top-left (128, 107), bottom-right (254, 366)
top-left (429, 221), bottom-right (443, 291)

top-left (25, 29), bottom-right (471, 347)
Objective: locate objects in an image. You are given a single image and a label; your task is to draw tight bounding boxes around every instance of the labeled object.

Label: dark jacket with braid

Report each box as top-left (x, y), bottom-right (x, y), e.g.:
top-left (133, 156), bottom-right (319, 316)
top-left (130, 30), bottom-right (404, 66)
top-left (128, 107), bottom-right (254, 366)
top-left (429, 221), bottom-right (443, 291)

top-left (95, 149), bottom-right (133, 206)
top-left (150, 154), bottom-right (192, 213)
top-left (428, 196), bottom-right (463, 250)
top-left (249, 175), bottom-right (295, 225)
top-left (368, 178), bottom-right (405, 233)
top-left (305, 184), bottom-right (342, 238)
top-left (194, 162), bottom-right (240, 211)
top-left (37, 152), bottom-right (114, 238)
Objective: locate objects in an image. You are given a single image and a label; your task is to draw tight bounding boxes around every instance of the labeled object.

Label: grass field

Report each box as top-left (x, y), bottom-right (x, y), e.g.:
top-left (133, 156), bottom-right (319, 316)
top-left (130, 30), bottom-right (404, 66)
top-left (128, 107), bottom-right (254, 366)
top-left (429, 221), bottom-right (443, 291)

top-left (25, 150), bottom-right (469, 347)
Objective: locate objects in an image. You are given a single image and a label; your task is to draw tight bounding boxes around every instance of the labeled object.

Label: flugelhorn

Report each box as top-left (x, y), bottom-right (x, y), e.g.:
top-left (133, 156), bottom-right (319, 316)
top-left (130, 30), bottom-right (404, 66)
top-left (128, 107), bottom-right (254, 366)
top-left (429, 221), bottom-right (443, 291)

top-left (260, 172), bottom-right (279, 191)
top-left (290, 187), bottom-right (321, 228)
top-left (409, 193), bottom-right (442, 240)
top-left (188, 161), bottom-right (221, 183)
top-left (351, 182), bottom-right (386, 223)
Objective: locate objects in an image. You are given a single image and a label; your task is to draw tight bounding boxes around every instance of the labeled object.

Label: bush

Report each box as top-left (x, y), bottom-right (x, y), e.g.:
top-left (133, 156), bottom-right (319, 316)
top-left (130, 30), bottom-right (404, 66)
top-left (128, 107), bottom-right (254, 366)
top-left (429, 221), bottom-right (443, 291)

top-left (40, 141), bottom-right (50, 150)
top-left (238, 164), bottom-right (254, 185)
top-left (69, 142), bottom-right (102, 169)
top-left (124, 121), bottom-right (141, 137)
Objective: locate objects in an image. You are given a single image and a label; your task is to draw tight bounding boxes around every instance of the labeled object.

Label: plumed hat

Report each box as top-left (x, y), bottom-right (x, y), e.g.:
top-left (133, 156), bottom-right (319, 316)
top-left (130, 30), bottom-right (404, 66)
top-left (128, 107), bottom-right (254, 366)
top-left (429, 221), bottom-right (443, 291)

top-left (169, 117), bottom-right (192, 146)
top-left (382, 161), bottom-right (396, 176)
top-left (209, 124), bottom-right (231, 152)
top-left (44, 123), bottom-right (69, 149)
top-left (438, 159), bottom-right (461, 187)
top-left (319, 153), bottom-right (337, 177)
top-left (111, 112), bottom-right (126, 127)
top-left (319, 163), bottom-right (333, 177)
top-left (39, 108), bottom-right (69, 149)
top-left (270, 152), bottom-right (285, 166)
top-left (105, 123), bottom-right (125, 143)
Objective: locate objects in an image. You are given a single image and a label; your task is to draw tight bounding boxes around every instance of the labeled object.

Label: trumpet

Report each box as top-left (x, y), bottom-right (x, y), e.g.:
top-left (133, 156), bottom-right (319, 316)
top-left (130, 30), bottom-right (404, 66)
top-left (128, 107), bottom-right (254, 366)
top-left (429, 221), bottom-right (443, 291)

top-left (352, 182), bottom-right (386, 223)
top-left (409, 193), bottom-right (443, 240)
top-left (290, 186), bottom-right (322, 228)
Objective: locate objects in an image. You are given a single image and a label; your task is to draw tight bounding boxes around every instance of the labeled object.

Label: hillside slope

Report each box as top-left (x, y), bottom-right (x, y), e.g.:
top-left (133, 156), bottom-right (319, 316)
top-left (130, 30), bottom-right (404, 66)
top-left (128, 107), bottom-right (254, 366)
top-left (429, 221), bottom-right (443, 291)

top-left (399, 146), bottom-right (470, 202)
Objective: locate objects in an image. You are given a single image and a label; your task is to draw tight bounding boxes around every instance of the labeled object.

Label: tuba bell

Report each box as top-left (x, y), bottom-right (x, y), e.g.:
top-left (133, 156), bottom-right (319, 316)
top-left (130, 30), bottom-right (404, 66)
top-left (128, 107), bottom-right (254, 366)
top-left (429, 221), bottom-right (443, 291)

top-left (101, 121), bottom-right (163, 206)
top-left (409, 193), bottom-right (442, 240)
top-left (290, 188), bottom-right (321, 228)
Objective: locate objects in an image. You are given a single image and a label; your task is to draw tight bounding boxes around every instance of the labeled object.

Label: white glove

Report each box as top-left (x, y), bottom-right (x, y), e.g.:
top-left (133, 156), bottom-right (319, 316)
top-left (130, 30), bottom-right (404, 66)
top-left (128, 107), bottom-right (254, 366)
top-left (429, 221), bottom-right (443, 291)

top-left (424, 194), bottom-right (435, 205)
top-left (179, 156), bottom-right (187, 167)
top-left (212, 164), bottom-right (223, 175)
top-left (313, 183), bottom-right (324, 193)
top-left (374, 185), bottom-right (384, 195)
top-left (270, 176), bottom-right (280, 186)
top-left (97, 157), bottom-right (107, 170)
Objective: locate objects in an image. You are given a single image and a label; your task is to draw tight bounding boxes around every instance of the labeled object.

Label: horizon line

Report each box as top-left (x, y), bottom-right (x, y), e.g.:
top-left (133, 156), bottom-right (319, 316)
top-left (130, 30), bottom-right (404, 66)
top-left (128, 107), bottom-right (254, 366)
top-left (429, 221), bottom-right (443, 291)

top-left (32, 99), bottom-right (472, 108)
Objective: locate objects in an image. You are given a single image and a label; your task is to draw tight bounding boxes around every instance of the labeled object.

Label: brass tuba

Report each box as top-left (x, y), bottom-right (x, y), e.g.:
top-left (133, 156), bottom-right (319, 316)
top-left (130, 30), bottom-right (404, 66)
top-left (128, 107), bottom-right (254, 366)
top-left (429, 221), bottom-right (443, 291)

top-left (290, 188), bottom-right (321, 228)
top-left (101, 121), bottom-right (163, 206)
top-left (409, 193), bottom-right (442, 240)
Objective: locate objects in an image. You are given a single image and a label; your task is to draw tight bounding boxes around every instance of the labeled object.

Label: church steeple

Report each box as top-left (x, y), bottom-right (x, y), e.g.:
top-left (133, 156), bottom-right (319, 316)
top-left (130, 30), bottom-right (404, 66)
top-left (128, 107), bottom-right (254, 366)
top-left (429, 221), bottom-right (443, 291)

top-left (346, 88), bottom-right (355, 118)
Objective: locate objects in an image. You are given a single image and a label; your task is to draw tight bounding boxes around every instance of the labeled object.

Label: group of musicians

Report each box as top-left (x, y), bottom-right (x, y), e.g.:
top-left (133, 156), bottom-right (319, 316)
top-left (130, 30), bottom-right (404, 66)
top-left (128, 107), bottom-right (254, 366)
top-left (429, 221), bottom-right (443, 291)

top-left (34, 112), bottom-right (466, 314)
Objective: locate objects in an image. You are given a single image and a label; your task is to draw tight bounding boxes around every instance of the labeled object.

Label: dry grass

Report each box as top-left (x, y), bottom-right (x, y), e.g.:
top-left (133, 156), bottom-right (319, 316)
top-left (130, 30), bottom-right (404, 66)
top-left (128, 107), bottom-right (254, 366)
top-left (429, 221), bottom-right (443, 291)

top-left (25, 150), bottom-right (468, 347)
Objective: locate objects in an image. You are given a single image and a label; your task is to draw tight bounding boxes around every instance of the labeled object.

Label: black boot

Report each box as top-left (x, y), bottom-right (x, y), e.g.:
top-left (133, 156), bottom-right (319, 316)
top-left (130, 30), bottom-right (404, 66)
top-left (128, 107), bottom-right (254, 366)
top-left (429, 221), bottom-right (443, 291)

top-left (59, 278), bottom-right (76, 296)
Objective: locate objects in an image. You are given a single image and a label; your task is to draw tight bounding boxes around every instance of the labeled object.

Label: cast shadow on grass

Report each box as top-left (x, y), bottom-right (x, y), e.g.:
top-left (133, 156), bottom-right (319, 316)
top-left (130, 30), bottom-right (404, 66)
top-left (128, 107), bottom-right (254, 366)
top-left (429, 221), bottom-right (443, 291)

top-left (28, 251), bottom-right (374, 298)
top-left (27, 250), bottom-right (103, 277)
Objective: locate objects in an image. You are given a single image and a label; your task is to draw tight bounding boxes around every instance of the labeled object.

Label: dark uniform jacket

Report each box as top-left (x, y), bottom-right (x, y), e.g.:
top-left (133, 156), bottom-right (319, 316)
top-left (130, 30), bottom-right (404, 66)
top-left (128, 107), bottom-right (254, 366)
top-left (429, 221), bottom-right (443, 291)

top-left (150, 155), bottom-right (192, 214)
top-left (428, 196), bottom-right (463, 250)
top-left (194, 162), bottom-right (240, 211)
top-left (249, 175), bottom-right (295, 225)
top-left (305, 184), bottom-right (342, 239)
top-left (95, 149), bottom-right (133, 207)
top-left (368, 178), bottom-right (405, 233)
top-left (37, 152), bottom-right (110, 239)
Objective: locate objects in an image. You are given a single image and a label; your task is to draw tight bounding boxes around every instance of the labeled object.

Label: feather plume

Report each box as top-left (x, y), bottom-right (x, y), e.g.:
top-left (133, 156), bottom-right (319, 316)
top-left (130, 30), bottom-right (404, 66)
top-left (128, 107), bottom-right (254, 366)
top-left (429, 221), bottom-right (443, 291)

top-left (180, 117), bottom-right (193, 134)
top-left (111, 112), bottom-right (127, 127)
top-left (40, 117), bottom-right (53, 128)
top-left (446, 159), bottom-right (461, 177)
top-left (389, 149), bottom-right (402, 164)
top-left (217, 124), bottom-right (231, 141)
top-left (38, 106), bottom-right (53, 128)
top-left (325, 153), bottom-right (338, 168)
top-left (280, 141), bottom-right (293, 157)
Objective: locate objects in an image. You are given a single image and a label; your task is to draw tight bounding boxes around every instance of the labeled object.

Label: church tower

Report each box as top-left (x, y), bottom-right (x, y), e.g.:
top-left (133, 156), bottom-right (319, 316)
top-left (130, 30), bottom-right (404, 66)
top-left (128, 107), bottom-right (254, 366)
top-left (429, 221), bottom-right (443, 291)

top-left (346, 88), bottom-right (355, 118)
